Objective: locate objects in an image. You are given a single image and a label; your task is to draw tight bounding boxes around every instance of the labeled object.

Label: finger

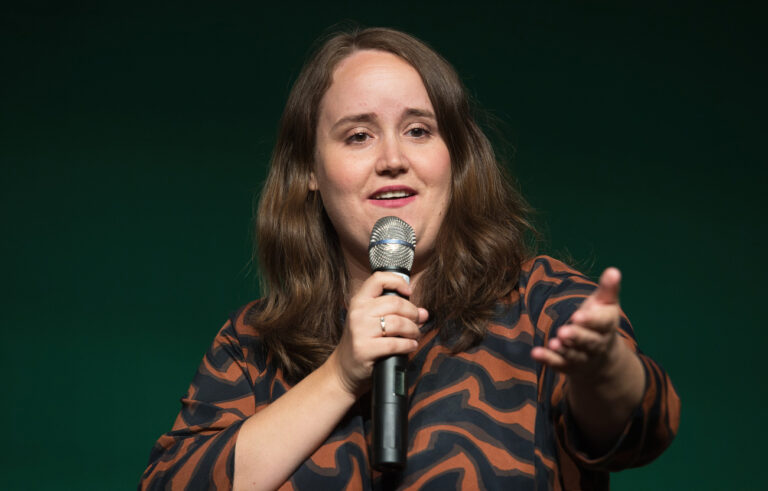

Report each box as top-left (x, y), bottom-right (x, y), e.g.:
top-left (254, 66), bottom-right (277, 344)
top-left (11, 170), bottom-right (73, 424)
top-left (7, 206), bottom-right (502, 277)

top-left (368, 295), bottom-right (423, 324)
top-left (531, 346), bottom-right (568, 369)
top-left (547, 336), bottom-right (564, 353)
top-left (357, 271), bottom-right (413, 299)
top-left (417, 308), bottom-right (429, 325)
top-left (378, 315), bottom-right (422, 340)
top-left (593, 267), bottom-right (621, 305)
top-left (547, 337), bottom-right (588, 363)
top-left (559, 346), bottom-right (590, 364)
top-left (545, 336), bottom-right (591, 366)
top-left (558, 324), bottom-right (606, 353)
top-left (367, 337), bottom-right (420, 360)
top-left (569, 304), bottom-right (620, 334)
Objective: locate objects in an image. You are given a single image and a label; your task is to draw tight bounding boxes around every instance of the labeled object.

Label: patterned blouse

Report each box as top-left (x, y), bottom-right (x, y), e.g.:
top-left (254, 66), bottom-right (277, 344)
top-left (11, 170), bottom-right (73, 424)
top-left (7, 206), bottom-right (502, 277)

top-left (140, 256), bottom-right (680, 490)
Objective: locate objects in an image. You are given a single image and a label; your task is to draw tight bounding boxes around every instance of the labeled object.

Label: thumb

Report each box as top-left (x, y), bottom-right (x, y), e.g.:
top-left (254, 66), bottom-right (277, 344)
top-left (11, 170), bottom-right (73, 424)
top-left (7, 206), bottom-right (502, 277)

top-left (594, 267), bottom-right (621, 305)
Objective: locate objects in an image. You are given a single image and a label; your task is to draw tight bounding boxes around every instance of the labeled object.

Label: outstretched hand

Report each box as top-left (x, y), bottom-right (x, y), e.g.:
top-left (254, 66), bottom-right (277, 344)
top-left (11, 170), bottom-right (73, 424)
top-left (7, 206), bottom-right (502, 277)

top-left (531, 267), bottom-right (623, 378)
top-left (531, 267), bottom-right (646, 449)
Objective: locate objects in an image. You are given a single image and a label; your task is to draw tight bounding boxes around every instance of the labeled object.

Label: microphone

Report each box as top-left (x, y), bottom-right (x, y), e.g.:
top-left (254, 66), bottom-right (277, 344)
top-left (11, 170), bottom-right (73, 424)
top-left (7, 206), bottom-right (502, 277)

top-left (368, 216), bottom-right (416, 471)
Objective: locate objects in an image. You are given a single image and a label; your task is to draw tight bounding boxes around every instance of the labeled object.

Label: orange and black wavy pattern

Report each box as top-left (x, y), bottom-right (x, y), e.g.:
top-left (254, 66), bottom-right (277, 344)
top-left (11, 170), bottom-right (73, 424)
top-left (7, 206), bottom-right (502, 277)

top-left (139, 256), bottom-right (680, 490)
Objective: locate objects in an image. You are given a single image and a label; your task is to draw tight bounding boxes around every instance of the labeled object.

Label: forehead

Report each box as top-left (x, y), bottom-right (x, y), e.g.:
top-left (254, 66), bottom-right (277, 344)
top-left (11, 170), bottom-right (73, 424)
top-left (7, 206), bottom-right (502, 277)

top-left (319, 49), bottom-right (433, 119)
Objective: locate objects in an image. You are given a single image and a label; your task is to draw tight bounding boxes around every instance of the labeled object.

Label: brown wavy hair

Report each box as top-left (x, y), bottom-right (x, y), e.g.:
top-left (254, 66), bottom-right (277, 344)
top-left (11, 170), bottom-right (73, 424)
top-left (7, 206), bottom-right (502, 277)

top-left (250, 27), bottom-right (534, 383)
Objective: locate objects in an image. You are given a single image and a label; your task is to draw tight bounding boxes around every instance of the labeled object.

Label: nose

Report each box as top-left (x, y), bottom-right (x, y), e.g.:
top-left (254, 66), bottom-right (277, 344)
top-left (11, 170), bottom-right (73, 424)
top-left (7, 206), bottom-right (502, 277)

top-left (375, 134), bottom-right (409, 176)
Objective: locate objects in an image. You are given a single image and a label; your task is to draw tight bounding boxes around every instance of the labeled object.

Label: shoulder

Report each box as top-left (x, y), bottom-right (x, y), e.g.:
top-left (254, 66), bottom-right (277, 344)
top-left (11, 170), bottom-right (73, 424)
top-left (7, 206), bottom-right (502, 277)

top-left (205, 299), bottom-right (269, 370)
top-left (227, 299), bottom-right (264, 338)
top-left (519, 255), bottom-right (596, 294)
top-left (515, 256), bottom-right (596, 322)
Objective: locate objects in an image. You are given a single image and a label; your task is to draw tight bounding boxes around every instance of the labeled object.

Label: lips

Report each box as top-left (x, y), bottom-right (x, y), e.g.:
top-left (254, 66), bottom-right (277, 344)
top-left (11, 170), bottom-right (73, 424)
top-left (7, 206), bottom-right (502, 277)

top-left (369, 186), bottom-right (416, 200)
top-left (368, 186), bottom-right (417, 208)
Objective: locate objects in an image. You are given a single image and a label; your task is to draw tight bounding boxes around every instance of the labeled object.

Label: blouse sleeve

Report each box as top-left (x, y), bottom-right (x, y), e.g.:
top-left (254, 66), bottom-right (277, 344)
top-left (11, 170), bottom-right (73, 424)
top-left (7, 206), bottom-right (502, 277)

top-left (139, 303), bottom-right (266, 490)
top-left (526, 256), bottom-right (681, 472)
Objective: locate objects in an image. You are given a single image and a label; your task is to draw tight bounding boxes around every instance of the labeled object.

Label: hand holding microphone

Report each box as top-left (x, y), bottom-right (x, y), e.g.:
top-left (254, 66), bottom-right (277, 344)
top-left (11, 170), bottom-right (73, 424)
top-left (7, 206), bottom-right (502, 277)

top-left (329, 217), bottom-right (426, 421)
top-left (368, 216), bottom-right (417, 471)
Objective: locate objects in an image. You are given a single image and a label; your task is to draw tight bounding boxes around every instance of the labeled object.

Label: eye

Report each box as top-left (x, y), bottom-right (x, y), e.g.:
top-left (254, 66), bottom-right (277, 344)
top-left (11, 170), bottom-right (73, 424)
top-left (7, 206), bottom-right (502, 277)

top-left (407, 126), bottom-right (430, 138)
top-left (346, 132), bottom-right (371, 144)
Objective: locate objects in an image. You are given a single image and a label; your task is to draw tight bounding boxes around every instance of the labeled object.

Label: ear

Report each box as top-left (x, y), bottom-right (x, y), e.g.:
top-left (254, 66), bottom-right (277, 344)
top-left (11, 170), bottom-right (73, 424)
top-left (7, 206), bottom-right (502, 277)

top-left (308, 171), bottom-right (318, 191)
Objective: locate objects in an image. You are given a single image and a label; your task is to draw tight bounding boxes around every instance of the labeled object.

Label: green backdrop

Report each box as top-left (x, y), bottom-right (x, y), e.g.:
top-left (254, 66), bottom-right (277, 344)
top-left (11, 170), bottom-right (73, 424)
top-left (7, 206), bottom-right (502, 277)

top-left (2, 1), bottom-right (765, 489)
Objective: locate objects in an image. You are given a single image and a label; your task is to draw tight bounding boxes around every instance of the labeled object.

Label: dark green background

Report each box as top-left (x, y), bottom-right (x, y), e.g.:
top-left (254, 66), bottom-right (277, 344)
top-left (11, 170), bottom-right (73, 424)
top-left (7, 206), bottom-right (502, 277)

top-left (2, 1), bottom-right (765, 489)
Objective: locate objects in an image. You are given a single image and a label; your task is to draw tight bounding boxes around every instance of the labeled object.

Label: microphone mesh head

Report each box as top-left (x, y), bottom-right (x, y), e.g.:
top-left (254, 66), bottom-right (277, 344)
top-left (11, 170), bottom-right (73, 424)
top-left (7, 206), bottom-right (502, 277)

top-left (368, 216), bottom-right (416, 273)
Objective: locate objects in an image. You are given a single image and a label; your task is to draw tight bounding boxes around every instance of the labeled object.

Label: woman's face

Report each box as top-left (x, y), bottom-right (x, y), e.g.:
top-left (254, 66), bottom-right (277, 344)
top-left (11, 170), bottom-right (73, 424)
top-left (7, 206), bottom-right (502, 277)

top-left (311, 49), bottom-right (452, 275)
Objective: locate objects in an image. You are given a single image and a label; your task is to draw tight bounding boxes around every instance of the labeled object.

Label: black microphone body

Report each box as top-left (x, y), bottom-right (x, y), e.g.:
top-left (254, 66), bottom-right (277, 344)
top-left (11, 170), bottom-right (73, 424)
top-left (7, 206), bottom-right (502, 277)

top-left (368, 217), bottom-right (416, 471)
top-left (371, 292), bottom-right (409, 471)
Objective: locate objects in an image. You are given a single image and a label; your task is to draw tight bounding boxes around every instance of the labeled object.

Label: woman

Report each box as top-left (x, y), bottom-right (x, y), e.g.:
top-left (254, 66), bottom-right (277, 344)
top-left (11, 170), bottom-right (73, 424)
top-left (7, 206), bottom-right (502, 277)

top-left (140, 27), bottom-right (679, 490)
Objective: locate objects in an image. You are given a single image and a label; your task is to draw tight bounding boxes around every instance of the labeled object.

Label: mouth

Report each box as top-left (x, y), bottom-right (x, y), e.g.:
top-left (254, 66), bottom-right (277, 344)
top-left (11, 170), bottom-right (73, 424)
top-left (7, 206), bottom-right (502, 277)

top-left (369, 187), bottom-right (417, 200)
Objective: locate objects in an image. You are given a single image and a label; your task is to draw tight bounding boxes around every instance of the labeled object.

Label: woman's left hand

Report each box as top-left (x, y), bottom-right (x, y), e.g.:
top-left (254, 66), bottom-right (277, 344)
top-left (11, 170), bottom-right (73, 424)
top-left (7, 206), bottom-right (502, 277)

top-left (531, 267), bottom-right (624, 378)
top-left (531, 267), bottom-right (645, 450)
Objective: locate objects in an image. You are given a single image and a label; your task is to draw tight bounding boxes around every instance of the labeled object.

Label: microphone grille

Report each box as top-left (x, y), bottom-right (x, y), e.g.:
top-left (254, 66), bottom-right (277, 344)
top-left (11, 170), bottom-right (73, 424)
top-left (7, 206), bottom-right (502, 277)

top-left (368, 216), bottom-right (416, 273)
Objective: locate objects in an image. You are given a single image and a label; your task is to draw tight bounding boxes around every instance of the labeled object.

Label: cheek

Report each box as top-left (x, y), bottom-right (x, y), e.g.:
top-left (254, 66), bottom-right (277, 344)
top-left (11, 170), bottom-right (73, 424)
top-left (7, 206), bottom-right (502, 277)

top-left (323, 172), bottom-right (370, 199)
top-left (316, 149), bottom-right (365, 193)
top-left (319, 171), bottom-right (360, 196)
top-left (431, 148), bottom-right (452, 195)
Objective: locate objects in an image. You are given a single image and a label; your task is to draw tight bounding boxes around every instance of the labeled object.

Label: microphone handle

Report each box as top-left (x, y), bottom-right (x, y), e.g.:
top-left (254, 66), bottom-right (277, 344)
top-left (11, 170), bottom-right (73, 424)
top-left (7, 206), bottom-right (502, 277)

top-left (371, 288), bottom-right (408, 471)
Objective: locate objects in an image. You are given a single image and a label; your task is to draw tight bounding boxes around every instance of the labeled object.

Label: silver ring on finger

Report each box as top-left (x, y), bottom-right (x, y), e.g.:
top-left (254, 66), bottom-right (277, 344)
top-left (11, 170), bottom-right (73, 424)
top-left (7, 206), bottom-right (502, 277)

top-left (380, 316), bottom-right (387, 337)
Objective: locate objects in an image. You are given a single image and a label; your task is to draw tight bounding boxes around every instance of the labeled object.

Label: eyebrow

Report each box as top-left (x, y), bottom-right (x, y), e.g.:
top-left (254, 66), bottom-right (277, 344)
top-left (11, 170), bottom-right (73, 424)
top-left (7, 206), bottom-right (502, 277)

top-left (403, 108), bottom-right (435, 119)
top-left (330, 108), bottom-right (436, 131)
top-left (331, 113), bottom-right (375, 131)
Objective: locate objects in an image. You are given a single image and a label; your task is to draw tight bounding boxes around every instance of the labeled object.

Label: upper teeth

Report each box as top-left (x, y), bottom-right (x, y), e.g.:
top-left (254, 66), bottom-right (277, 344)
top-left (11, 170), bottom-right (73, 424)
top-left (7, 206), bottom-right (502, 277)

top-left (375, 191), bottom-right (411, 199)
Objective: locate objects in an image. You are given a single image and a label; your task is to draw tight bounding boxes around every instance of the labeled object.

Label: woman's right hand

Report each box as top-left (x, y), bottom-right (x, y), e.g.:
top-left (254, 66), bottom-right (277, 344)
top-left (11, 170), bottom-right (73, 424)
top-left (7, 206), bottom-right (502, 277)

top-left (328, 272), bottom-right (429, 397)
top-left (233, 272), bottom-right (426, 490)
